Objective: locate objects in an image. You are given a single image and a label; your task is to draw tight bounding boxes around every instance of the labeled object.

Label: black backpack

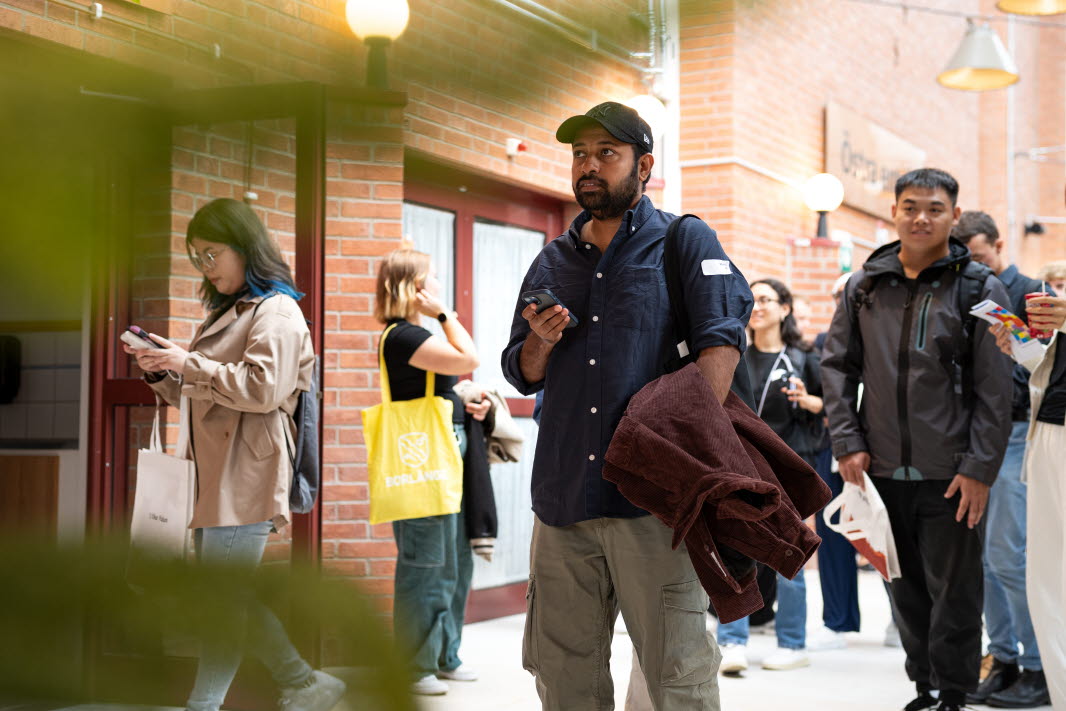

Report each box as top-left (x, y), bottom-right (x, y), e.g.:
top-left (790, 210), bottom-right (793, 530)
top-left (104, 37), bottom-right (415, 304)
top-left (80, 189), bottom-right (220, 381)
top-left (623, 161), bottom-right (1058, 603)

top-left (253, 295), bottom-right (321, 514)
top-left (663, 214), bottom-right (757, 411)
top-left (287, 355), bottom-right (321, 514)
top-left (845, 259), bottom-right (992, 408)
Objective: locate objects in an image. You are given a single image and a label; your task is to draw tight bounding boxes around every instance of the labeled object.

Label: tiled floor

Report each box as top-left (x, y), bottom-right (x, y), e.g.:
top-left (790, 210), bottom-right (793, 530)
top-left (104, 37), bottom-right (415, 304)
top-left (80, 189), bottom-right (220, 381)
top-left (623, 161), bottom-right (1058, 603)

top-left (32, 571), bottom-right (1052, 711)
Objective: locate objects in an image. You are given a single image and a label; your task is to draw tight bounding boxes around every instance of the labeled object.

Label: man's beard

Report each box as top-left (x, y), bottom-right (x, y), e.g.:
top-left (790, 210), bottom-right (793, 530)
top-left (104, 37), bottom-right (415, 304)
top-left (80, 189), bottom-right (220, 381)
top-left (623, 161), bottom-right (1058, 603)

top-left (574, 159), bottom-right (642, 220)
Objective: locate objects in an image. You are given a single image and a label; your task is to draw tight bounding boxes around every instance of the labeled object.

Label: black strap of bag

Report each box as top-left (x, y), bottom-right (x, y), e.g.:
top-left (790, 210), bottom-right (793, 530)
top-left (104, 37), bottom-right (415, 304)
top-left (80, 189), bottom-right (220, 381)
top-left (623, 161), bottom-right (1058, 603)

top-left (252, 294), bottom-right (321, 514)
top-left (663, 214), bottom-right (757, 412)
top-left (663, 214), bottom-right (757, 583)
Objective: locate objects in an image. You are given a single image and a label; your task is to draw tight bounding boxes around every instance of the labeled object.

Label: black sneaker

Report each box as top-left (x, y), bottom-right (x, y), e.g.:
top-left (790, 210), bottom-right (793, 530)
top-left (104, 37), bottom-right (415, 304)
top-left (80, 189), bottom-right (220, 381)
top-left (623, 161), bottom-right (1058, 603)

top-left (904, 693), bottom-right (938, 711)
top-left (987, 669), bottom-right (1051, 708)
top-left (969, 657), bottom-right (1020, 704)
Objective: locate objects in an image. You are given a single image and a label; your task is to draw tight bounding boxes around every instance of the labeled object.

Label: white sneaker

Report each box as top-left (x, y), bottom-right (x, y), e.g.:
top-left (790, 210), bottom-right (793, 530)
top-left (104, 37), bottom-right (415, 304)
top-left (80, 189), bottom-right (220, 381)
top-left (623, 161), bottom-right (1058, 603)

top-left (411, 674), bottom-right (449, 696)
top-left (884, 621), bottom-right (902, 648)
top-left (762, 647), bottom-right (811, 671)
top-left (436, 665), bottom-right (479, 681)
top-left (278, 670), bottom-right (346, 711)
top-left (807, 625), bottom-right (847, 651)
top-left (750, 619), bottom-right (775, 636)
top-left (719, 643), bottom-right (749, 674)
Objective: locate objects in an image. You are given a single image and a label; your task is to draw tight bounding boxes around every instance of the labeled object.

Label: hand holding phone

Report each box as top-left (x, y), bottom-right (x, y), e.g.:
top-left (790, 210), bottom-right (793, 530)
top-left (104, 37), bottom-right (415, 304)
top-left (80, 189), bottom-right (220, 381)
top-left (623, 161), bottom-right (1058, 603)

top-left (121, 326), bottom-right (162, 350)
top-left (521, 289), bottom-right (579, 329)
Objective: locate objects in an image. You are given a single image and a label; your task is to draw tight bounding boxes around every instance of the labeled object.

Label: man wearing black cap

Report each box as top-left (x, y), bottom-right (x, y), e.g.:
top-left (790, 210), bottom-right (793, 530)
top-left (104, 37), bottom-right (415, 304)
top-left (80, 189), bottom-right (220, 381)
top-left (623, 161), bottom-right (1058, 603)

top-left (502, 102), bottom-right (753, 710)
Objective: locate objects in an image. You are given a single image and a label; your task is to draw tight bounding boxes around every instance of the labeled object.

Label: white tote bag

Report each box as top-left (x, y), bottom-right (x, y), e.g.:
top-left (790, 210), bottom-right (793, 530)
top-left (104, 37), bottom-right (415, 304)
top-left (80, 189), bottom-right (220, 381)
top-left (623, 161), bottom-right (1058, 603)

top-left (129, 397), bottom-right (196, 561)
top-left (821, 472), bottom-right (901, 582)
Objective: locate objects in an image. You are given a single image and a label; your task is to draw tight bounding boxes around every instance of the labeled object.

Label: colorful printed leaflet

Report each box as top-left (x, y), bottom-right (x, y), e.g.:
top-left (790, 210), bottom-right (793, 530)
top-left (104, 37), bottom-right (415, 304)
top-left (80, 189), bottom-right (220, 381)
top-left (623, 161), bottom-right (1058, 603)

top-left (969, 299), bottom-right (1044, 363)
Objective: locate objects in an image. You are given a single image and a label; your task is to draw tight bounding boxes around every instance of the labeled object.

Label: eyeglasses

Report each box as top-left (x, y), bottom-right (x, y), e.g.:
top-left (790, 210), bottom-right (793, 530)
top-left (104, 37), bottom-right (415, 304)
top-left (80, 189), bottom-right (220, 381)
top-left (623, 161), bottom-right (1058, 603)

top-left (188, 246), bottom-right (226, 273)
top-left (753, 296), bottom-right (780, 307)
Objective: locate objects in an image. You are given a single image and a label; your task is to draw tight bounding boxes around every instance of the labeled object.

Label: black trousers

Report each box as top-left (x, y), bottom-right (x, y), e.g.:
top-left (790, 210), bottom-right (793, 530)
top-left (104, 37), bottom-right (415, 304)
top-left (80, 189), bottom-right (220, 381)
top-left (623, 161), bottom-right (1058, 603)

top-left (872, 477), bottom-right (984, 698)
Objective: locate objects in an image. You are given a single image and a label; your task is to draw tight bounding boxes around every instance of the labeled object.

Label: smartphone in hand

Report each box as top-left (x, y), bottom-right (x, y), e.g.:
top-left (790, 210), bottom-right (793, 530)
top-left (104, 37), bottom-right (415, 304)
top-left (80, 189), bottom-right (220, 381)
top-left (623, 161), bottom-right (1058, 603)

top-left (120, 326), bottom-right (162, 350)
top-left (521, 289), bottom-right (579, 328)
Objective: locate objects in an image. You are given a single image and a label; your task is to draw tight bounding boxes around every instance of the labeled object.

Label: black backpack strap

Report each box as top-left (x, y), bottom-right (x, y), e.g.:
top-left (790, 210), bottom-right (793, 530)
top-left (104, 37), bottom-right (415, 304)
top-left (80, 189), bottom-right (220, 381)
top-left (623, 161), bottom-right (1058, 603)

top-left (954, 261), bottom-right (994, 408)
top-left (662, 214), bottom-right (756, 410)
top-left (663, 214), bottom-right (699, 369)
top-left (841, 272), bottom-right (871, 381)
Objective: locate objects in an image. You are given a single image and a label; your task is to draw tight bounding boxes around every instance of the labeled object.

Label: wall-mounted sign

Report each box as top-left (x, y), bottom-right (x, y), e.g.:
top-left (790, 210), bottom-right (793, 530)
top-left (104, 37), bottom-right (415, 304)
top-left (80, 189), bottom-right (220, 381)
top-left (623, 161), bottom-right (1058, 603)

top-left (826, 101), bottom-right (926, 221)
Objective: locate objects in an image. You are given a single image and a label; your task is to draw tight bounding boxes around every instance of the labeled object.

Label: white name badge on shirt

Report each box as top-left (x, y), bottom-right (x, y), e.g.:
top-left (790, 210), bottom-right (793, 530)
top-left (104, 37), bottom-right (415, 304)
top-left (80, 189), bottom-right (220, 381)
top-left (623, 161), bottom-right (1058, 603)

top-left (701, 259), bottom-right (732, 276)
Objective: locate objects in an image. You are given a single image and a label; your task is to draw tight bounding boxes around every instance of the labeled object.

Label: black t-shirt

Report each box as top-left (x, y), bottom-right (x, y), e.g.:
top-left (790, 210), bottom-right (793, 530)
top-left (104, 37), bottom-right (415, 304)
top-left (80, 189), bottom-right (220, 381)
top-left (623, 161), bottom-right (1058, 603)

top-left (1036, 340), bottom-right (1066, 425)
top-left (381, 319), bottom-right (463, 425)
top-left (745, 345), bottom-right (825, 456)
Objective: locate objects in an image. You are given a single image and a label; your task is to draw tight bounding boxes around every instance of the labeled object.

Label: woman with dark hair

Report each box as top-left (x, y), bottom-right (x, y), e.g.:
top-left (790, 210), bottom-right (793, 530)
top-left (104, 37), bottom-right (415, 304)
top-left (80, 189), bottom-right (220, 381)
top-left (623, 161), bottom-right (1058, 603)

top-left (372, 247), bottom-right (489, 697)
top-left (717, 278), bottom-right (825, 676)
top-left (123, 198), bottom-right (345, 711)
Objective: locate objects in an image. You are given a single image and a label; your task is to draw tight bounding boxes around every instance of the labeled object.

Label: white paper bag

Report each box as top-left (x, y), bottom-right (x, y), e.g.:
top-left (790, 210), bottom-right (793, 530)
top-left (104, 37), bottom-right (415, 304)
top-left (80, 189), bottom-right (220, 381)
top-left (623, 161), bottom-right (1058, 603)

top-left (821, 472), bottom-right (900, 581)
top-left (129, 397), bottom-right (195, 561)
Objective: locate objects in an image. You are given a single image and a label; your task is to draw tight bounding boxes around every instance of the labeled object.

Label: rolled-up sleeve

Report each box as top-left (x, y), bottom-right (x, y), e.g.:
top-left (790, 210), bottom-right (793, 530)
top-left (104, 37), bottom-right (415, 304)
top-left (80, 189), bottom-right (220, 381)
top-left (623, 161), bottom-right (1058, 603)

top-left (501, 257), bottom-right (544, 396)
top-left (676, 218), bottom-right (753, 353)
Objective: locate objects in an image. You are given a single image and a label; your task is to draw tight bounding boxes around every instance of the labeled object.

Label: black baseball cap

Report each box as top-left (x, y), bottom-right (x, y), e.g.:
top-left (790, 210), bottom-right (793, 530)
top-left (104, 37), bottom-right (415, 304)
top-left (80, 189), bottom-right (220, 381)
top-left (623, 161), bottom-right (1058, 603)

top-left (556, 101), bottom-right (653, 154)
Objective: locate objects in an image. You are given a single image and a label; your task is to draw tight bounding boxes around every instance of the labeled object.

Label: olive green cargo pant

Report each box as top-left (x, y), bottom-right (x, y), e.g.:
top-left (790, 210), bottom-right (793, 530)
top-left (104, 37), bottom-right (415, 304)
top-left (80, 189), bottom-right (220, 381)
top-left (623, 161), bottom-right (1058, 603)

top-left (523, 514), bottom-right (721, 711)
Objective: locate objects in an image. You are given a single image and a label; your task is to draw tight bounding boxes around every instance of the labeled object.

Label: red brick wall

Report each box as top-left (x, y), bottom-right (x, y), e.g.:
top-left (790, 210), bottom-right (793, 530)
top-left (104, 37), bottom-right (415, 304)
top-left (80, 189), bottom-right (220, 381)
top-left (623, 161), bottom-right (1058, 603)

top-left (677, 0), bottom-right (1065, 333)
top-left (977, 5), bottom-right (1066, 278)
top-left (319, 102), bottom-right (405, 610)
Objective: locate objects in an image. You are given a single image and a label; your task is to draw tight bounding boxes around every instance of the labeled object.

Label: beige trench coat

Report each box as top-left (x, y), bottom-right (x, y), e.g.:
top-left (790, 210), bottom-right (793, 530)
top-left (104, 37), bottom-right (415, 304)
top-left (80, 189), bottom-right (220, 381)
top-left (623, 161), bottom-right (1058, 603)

top-left (148, 293), bottom-right (314, 530)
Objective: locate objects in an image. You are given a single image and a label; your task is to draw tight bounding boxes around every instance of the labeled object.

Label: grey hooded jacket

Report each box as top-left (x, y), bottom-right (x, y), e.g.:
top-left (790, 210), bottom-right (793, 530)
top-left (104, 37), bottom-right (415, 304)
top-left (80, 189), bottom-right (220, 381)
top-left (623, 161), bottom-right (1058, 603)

top-left (821, 239), bottom-right (1013, 485)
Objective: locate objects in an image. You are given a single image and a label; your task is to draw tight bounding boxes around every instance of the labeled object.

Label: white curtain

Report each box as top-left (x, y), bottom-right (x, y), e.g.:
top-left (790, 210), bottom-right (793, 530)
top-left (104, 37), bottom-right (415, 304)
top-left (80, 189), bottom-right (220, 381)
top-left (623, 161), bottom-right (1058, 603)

top-left (472, 220), bottom-right (545, 398)
top-left (403, 202), bottom-right (455, 336)
top-left (471, 417), bottom-right (539, 588)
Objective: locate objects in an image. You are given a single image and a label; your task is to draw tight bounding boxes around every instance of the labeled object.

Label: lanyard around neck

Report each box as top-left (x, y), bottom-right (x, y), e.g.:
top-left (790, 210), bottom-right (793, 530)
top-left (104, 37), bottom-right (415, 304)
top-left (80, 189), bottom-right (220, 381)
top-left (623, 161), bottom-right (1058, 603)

top-left (756, 347), bottom-right (794, 417)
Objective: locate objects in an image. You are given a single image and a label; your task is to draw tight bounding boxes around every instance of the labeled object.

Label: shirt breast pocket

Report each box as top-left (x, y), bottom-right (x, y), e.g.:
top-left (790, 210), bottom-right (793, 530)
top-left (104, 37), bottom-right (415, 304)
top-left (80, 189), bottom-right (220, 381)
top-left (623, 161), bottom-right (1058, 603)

top-left (608, 265), bottom-right (664, 331)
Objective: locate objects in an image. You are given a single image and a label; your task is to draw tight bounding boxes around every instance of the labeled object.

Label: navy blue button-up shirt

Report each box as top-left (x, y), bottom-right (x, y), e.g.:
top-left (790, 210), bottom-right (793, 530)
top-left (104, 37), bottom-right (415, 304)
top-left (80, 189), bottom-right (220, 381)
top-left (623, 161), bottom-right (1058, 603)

top-left (501, 195), bottom-right (753, 526)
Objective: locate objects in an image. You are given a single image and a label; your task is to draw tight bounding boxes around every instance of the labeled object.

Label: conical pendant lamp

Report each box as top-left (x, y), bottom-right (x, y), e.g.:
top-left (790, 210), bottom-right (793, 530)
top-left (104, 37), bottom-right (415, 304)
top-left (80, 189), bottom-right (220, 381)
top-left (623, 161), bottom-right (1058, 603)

top-left (937, 21), bottom-right (1020, 91)
top-left (996, 0), bottom-right (1066, 15)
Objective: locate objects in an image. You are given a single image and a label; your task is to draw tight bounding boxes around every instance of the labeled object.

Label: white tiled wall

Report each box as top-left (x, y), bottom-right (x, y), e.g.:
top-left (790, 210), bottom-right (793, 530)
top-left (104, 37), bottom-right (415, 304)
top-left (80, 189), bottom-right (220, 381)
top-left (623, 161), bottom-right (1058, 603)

top-left (0, 331), bottom-right (81, 445)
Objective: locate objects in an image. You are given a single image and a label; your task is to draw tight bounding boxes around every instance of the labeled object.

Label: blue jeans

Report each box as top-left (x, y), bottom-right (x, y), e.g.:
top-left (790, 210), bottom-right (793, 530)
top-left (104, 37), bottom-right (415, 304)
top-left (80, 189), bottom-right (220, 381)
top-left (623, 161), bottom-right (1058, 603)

top-left (984, 420), bottom-right (1042, 670)
top-left (717, 568), bottom-right (807, 650)
top-left (391, 424), bottom-right (473, 677)
top-left (187, 521), bottom-right (312, 711)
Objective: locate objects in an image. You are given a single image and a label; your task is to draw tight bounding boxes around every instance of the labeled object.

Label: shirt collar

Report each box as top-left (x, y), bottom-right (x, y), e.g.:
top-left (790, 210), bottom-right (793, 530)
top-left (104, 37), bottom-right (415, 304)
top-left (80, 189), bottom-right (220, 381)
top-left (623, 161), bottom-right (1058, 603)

top-left (567, 194), bottom-right (656, 247)
top-left (998, 263), bottom-right (1019, 287)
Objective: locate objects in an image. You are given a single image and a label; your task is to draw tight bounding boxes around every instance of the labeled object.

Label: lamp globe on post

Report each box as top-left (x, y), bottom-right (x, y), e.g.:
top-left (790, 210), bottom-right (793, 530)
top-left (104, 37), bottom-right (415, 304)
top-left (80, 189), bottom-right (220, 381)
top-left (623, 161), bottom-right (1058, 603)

top-left (345, 0), bottom-right (410, 89)
top-left (803, 173), bottom-right (844, 238)
top-left (624, 94), bottom-right (668, 141)
top-left (996, 0), bottom-right (1066, 15)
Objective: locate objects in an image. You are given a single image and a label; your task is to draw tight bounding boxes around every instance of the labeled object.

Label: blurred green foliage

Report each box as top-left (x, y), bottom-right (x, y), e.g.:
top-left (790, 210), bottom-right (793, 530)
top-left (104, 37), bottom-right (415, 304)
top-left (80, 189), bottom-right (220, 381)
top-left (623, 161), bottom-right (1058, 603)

top-left (0, 537), bottom-right (415, 711)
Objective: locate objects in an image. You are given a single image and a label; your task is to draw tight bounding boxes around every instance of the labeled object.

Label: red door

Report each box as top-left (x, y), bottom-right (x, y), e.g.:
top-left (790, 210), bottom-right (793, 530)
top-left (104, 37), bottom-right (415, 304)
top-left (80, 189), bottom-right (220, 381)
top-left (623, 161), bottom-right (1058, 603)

top-left (85, 84), bottom-right (326, 708)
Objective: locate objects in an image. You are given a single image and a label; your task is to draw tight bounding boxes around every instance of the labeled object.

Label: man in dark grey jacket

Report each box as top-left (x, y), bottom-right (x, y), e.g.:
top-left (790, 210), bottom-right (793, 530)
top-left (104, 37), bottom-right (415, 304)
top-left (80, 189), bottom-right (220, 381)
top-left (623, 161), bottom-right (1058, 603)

top-left (822, 169), bottom-right (1013, 711)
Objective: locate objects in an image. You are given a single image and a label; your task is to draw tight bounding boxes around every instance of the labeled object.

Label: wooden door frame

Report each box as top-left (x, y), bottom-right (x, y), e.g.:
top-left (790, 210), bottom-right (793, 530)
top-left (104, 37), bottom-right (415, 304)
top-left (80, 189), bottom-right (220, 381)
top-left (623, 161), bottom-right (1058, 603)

top-left (84, 82), bottom-right (336, 706)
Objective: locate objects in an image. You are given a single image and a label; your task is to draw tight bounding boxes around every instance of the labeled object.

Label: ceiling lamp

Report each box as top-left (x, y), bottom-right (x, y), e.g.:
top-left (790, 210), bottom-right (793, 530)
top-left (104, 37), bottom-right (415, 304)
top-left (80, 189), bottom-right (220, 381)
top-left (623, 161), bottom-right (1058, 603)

top-left (937, 21), bottom-right (1019, 91)
top-left (345, 0), bottom-right (410, 89)
top-left (996, 0), bottom-right (1066, 15)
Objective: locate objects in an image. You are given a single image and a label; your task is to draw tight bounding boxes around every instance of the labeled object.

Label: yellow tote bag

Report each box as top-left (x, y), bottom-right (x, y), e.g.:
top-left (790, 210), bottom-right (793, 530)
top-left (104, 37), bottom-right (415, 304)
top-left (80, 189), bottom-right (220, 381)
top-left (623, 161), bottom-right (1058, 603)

top-left (363, 323), bottom-right (464, 524)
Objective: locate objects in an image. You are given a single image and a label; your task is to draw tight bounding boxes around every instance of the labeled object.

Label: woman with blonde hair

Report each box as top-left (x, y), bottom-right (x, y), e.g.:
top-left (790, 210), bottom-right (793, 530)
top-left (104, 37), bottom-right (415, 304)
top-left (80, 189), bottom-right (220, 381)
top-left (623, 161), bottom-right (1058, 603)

top-left (373, 247), bottom-right (488, 696)
top-left (1036, 260), bottom-right (1066, 297)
